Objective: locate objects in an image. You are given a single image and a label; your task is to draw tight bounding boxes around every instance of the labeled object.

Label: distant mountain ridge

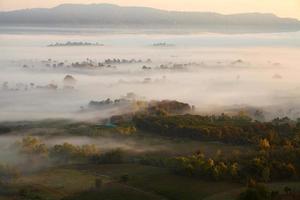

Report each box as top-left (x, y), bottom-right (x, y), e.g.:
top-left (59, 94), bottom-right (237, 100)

top-left (1, 3), bottom-right (300, 33)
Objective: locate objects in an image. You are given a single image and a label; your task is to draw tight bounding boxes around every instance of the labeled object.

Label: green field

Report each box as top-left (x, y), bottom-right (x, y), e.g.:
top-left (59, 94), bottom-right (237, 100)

top-left (8, 163), bottom-right (298, 200)
top-left (9, 164), bottom-right (241, 200)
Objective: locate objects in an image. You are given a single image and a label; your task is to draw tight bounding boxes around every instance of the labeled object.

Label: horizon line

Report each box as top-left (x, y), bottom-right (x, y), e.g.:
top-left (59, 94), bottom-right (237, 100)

top-left (0, 3), bottom-right (299, 20)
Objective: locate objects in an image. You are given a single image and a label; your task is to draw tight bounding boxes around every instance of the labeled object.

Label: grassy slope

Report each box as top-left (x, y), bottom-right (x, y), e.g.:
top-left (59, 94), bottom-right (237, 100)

top-left (204, 182), bottom-right (300, 200)
top-left (15, 164), bottom-right (300, 200)
top-left (15, 164), bottom-right (241, 200)
top-left (63, 183), bottom-right (165, 200)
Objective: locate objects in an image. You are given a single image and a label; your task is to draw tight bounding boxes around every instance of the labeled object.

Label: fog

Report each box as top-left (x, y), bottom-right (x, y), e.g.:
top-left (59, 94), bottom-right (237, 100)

top-left (1, 29), bottom-right (300, 172)
top-left (1, 30), bottom-right (300, 121)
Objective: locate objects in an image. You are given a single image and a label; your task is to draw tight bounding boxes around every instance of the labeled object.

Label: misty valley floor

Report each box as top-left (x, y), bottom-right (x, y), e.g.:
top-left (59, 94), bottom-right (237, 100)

top-left (0, 116), bottom-right (300, 200)
top-left (1, 28), bottom-right (300, 200)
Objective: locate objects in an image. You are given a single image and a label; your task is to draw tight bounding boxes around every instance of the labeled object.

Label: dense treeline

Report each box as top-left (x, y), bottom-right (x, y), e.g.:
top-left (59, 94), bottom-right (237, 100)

top-left (134, 144), bottom-right (300, 183)
top-left (133, 114), bottom-right (300, 146)
top-left (130, 105), bottom-right (300, 183)
top-left (3, 100), bottom-right (300, 191)
top-left (168, 148), bottom-right (300, 182)
top-left (13, 136), bottom-right (127, 165)
top-left (8, 132), bottom-right (300, 184)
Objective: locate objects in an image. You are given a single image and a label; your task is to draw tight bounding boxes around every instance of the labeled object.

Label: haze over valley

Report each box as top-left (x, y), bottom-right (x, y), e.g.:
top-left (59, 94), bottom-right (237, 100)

top-left (1, 2), bottom-right (300, 200)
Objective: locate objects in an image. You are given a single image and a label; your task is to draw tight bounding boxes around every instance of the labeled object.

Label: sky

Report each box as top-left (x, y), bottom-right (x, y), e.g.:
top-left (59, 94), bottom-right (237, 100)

top-left (0, 0), bottom-right (300, 19)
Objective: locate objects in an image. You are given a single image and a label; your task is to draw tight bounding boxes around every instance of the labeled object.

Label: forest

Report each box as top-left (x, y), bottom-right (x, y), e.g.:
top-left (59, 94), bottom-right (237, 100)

top-left (0, 100), bottom-right (299, 200)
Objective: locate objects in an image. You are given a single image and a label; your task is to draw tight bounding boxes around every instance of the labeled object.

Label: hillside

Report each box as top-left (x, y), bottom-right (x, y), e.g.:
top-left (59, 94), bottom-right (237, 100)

top-left (0, 4), bottom-right (300, 32)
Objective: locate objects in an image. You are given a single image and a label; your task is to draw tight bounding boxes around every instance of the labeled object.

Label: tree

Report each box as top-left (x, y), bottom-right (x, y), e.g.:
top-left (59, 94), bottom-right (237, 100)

top-left (284, 186), bottom-right (292, 195)
top-left (259, 139), bottom-right (270, 150)
top-left (229, 162), bottom-right (239, 179)
top-left (94, 149), bottom-right (125, 164)
top-left (19, 187), bottom-right (45, 200)
top-left (262, 167), bottom-right (270, 182)
top-left (120, 174), bottom-right (129, 183)
top-left (238, 184), bottom-right (272, 200)
top-left (16, 136), bottom-right (48, 159)
top-left (95, 178), bottom-right (103, 190)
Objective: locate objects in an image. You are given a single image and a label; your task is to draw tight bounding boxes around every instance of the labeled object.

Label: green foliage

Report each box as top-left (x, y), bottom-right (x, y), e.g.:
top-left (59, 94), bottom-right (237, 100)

top-left (140, 146), bottom-right (300, 182)
top-left (0, 125), bottom-right (11, 134)
top-left (16, 136), bottom-right (48, 157)
top-left (120, 174), bottom-right (129, 183)
top-left (169, 152), bottom-right (238, 181)
top-left (134, 114), bottom-right (255, 144)
top-left (116, 124), bottom-right (137, 135)
top-left (237, 184), bottom-right (276, 200)
top-left (283, 186), bottom-right (292, 194)
top-left (147, 100), bottom-right (192, 115)
top-left (133, 114), bottom-right (299, 147)
top-left (91, 149), bottom-right (125, 164)
top-left (50, 143), bottom-right (100, 163)
top-left (19, 187), bottom-right (47, 200)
